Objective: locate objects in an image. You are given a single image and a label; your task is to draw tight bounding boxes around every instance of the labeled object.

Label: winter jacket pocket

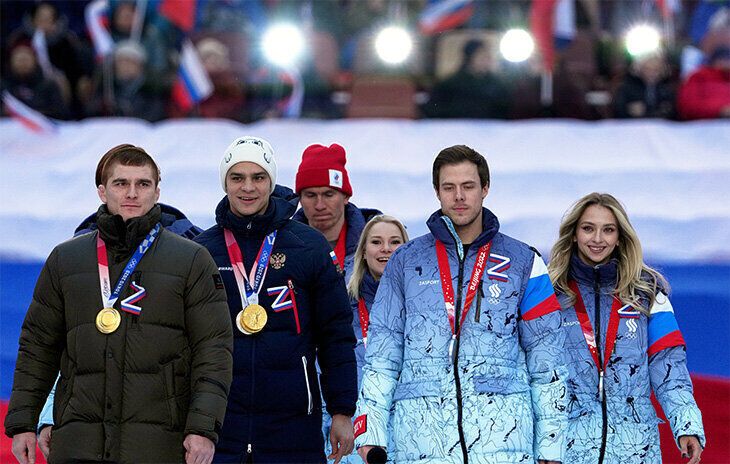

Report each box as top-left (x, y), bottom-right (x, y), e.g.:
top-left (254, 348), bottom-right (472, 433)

top-left (473, 372), bottom-right (529, 395)
top-left (54, 374), bottom-right (75, 426)
top-left (392, 380), bottom-right (442, 402)
top-left (162, 361), bottom-right (183, 430)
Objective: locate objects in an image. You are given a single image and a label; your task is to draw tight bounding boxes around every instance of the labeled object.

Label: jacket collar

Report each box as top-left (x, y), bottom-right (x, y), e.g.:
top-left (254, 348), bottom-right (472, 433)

top-left (360, 270), bottom-right (380, 304)
top-left (96, 204), bottom-right (162, 258)
top-left (426, 207), bottom-right (500, 251)
top-left (569, 253), bottom-right (618, 287)
top-left (293, 202), bottom-right (382, 255)
top-left (215, 195), bottom-right (295, 238)
top-left (75, 203), bottom-right (200, 238)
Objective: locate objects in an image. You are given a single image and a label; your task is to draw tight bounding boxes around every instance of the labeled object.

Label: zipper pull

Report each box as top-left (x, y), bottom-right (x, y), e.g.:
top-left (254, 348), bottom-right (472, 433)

top-left (448, 334), bottom-right (456, 363)
top-left (247, 443), bottom-right (252, 453)
top-left (598, 370), bottom-right (604, 398)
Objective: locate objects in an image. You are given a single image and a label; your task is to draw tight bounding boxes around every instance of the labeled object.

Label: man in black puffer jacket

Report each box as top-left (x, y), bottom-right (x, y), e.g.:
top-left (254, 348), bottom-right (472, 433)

top-left (195, 136), bottom-right (357, 463)
top-left (5, 144), bottom-right (233, 464)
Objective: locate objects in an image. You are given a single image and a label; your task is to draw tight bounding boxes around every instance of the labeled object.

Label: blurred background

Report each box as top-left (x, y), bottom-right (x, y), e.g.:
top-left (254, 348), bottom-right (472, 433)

top-left (1, 0), bottom-right (729, 123)
top-left (1, 0), bottom-right (729, 462)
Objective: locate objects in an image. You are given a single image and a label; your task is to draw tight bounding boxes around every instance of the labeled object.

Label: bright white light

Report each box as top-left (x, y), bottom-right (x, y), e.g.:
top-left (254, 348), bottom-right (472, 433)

top-left (625, 25), bottom-right (661, 57)
top-left (500, 29), bottom-right (534, 63)
top-left (375, 26), bottom-right (413, 65)
top-left (262, 23), bottom-right (305, 67)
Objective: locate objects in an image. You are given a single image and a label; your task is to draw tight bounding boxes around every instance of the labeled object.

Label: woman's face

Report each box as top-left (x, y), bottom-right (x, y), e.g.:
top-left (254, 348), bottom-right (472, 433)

top-left (574, 204), bottom-right (620, 266)
top-left (364, 222), bottom-right (405, 280)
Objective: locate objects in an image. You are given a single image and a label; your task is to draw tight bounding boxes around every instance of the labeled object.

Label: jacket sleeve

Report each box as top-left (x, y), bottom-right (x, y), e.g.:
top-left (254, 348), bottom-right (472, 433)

top-left (517, 252), bottom-right (569, 462)
top-left (4, 248), bottom-right (66, 437)
top-left (647, 293), bottom-right (705, 448)
top-left (354, 249), bottom-right (406, 449)
top-left (183, 247), bottom-right (234, 443)
top-left (311, 237), bottom-right (358, 417)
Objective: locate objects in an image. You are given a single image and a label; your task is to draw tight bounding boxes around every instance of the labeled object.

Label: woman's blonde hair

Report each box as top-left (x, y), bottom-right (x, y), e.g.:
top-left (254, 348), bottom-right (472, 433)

top-left (548, 192), bottom-right (668, 314)
top-left (347, 215), bottom-right (409, 299)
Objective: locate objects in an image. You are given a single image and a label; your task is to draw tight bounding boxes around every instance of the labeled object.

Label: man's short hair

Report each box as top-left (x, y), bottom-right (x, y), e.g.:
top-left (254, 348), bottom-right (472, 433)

top-left (96, 144), bottom-right (160, 187)
top-left (432, 145), bottom-right (490, 189)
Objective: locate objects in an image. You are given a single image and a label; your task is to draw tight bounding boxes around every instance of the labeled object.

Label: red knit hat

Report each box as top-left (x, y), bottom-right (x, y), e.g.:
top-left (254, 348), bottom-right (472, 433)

top-left (295, 143), bottom-right (353, 196)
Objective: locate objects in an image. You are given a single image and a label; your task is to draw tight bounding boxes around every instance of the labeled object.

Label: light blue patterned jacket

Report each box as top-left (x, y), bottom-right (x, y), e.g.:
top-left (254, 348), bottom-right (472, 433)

top-left (354, 208), bottom-right (569, 463)
top-left (559, 255), bottom-right (705, 464)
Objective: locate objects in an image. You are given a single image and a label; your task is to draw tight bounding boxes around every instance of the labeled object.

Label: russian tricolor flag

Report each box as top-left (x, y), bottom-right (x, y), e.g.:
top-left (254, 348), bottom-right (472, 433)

top-left (520, 253), bottom-right (561, 321)
top-left (419, 0), bottom-right (474, 36)
top-left (648, 292), bottom-right (686, 356)
top-left (530, 0), bottom-right (576, 71)
top-left (171, 39), bottom-right (213, 112)
top-left (277, 67), bottom-right (304, 118)
top-left (84, 0), bottom-right (114, 60)
top-left (2, 91), bottom-right (59, 134)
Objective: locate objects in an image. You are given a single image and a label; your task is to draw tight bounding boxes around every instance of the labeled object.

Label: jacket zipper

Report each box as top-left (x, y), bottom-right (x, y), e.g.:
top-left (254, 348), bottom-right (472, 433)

top-left (453, 248), bottom-right (468, 464)
top-left (247, 338), bottom-right (256, 459)
top-left (302, 356), bottom-right (313, 415)
top-left (475, 281), bottom-right (483, 323)
top-left (593, 270), bottom-right (608, 464)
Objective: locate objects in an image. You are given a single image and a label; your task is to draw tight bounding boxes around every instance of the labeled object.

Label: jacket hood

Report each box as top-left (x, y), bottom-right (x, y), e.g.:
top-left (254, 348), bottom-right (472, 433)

top-left (272, 183), bottom-right (299, 207)
top-left (75, 202), bottom-right (202, 239)
top-left (215, 195), bottom-right (295, 238)
top-left (426, 207), bottom-right (500, 248)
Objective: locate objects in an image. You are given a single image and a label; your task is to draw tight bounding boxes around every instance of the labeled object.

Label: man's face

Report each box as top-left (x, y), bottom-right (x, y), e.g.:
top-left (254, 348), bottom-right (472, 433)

top-left (225, 162), bottom-right (271, 217)
top-left (299, 187), bottom-right (349, 234)
top-left (435, 161), bottom-right (488, 229)
top-left (97, 163), bottom-right (159, 221)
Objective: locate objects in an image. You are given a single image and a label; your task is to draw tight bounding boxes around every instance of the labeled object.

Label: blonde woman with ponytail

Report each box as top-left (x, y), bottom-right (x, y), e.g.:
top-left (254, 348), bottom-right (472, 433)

top-left (548, 192), bottom-right (704, 464)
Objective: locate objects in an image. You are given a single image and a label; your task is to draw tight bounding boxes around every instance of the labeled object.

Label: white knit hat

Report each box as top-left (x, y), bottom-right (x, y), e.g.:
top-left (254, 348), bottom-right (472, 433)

top-left (220, 136), bottom-right (277, 193)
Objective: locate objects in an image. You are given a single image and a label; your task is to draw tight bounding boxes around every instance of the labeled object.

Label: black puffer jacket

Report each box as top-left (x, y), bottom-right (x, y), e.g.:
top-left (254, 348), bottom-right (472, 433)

top-left (195, 196), bottom-right (357, 463)
top-left (4, 205), bottom-right (233, 463)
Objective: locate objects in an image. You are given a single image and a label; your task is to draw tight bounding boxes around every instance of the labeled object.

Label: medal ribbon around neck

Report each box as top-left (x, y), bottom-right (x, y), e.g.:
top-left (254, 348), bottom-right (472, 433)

top-left (224, 229), bottom-right (278, 306)
top-left (568, 280), bottom-right (623, 396)
top-left (435, 240), bottom-right (491, 359)
top-left (357, 297), bottom-right (369, 346)
top-left (97, 223), bottom-right (161, 311)
top-left (332, 222), bottom-right (348, 271)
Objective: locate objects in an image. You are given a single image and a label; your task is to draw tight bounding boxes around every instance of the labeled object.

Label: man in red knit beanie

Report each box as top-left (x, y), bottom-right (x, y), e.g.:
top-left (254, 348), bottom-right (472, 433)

top-left (294, 143), bottom-right (380, 276)
top-left (293, 143), bottom-right (382, 463)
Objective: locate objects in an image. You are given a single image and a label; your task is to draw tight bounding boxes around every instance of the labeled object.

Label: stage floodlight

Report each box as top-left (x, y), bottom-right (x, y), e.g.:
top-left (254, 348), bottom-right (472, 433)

top-left (625, 24), bottom-right (661, 57)
top-left (375, 26), bottom-right (413, 65)
top-left (262, 23), bottom-right (305, 67)
top-left (500, 29), bottom-right (534, 63)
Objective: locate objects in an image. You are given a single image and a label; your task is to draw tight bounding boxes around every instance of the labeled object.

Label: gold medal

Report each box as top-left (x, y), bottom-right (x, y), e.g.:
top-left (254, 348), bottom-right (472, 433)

top-left (96, 307), bottom-right (121, 334)
top-left (236, 304), bottom-right (267, 334)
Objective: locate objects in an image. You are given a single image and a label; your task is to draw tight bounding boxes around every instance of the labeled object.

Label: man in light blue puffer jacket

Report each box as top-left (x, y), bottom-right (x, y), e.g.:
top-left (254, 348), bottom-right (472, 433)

top-left (354, 145), bottom-right (569, 463)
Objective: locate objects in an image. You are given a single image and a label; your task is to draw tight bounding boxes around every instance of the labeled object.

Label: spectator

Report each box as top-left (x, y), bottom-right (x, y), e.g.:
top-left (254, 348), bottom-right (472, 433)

top-left (425, 39), bottom-right (511, 119)
top-left (109, 0), bottom-right (174, 81)
top-left (85, 40), bottom-right (166, 121)
top-left (6, 1), bottom-right (93, 118)
top-left (171, 38), bottom-right (246, 120)
top-left (677, 45), bottom-right (730, 119)
top-left (1, 40), bottom-right (69, 119)
top-left (613, 53), bottom-right (676, 119)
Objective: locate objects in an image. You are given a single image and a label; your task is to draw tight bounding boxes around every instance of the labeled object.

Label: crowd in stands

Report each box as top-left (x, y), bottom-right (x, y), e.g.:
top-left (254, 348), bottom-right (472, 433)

top-left (1, 0), bottom-right (729, 123)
